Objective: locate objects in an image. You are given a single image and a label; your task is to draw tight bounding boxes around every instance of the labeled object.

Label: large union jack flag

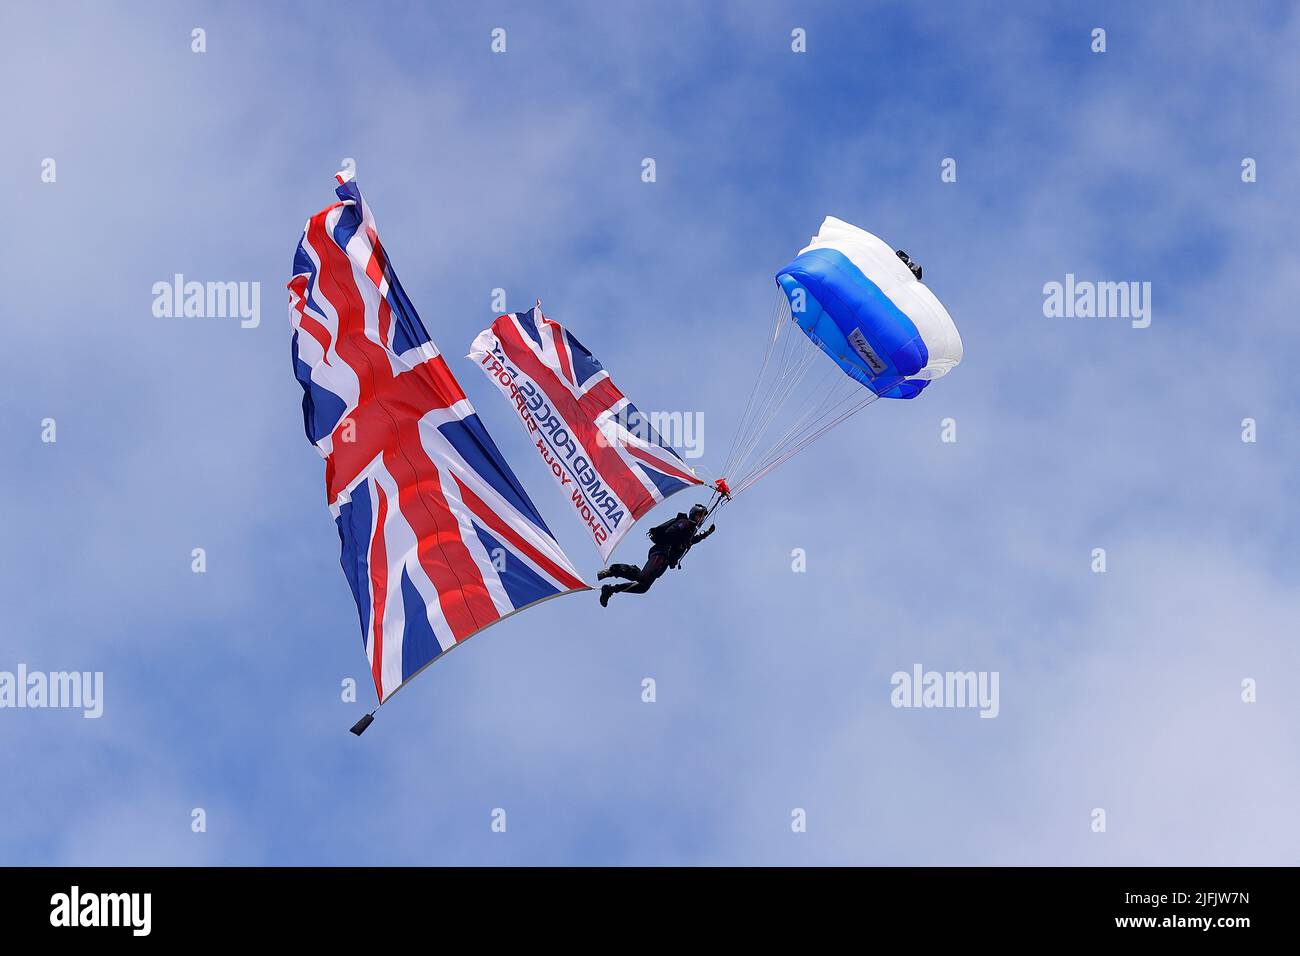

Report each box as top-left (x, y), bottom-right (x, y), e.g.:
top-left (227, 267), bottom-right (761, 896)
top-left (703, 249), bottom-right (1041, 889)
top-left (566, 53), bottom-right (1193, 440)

top-left (289, 172), bottom-right (588, 705)
top-left (469, 304), bottom-right (703, 560)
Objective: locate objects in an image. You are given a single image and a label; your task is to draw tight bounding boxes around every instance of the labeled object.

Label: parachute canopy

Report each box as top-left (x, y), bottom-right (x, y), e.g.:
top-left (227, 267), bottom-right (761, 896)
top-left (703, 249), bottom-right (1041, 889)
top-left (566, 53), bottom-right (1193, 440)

top-left (719, 217), bottom-right (963, 497)
top-left (777, 217), bottom-right (963, 400)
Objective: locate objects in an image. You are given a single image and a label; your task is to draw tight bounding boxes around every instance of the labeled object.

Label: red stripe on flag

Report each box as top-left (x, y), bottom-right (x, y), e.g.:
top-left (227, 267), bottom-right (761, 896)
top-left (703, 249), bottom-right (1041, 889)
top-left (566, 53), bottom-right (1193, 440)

top-left (362, 228), bottom-right (394, 348)
top-left (374, 288), bottom-right (393, 357)
top-left (453, 476), bottom-right (588, 592)
top-left (493, 315), bottom-right (655, 514)
top-left (298, 313), bottom-right (334, 359)
top-left (543, 318), bottom-right (575, 385)
top-left (307, 210), bottom-right (373, 359)
top-left (391, 422), bottom-right (499, 640)
top-left (289, 275), bottom-right (334, 359)
top-left (624, 443), bottom-right (702, 485)
top-left (364, 227), bottom-right (386, 287)
top-left (422, 354), bottom-right (467, 406)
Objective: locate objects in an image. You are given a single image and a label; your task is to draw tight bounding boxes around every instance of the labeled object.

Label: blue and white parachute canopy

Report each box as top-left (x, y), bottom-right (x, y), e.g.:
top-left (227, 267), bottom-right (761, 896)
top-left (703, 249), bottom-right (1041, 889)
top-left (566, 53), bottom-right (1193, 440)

top-left (777, 217), bottom-right (963, 400)
top-left (718, 217), bottom-right (963, 498)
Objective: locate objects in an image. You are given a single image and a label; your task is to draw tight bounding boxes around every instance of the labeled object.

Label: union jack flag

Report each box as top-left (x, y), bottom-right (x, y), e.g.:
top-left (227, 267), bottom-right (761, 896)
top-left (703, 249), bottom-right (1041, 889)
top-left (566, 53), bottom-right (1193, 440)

top-left (289, 172), bottom-right (588, 705)
top-left (469, 305), bottom-right (703, 560)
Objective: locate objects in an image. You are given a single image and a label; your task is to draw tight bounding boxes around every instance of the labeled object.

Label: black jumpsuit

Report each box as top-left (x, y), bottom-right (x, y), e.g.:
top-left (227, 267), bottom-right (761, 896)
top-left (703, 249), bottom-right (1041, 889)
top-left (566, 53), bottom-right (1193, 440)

top-left (604, 515), bottom-right (713, 595)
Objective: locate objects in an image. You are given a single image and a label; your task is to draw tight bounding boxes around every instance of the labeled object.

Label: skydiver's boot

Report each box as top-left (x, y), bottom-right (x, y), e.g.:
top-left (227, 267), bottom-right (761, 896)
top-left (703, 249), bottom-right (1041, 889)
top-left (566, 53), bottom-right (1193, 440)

top-left (600, 563), bottom-right (639, 581)
top-left (599, 585), bottom-right (615, 607)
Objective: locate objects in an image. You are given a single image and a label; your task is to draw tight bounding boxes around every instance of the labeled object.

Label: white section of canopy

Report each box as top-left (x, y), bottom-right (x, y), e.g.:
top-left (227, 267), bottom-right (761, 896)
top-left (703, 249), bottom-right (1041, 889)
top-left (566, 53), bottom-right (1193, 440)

top-left (800, 216), bottom-right (963, 381)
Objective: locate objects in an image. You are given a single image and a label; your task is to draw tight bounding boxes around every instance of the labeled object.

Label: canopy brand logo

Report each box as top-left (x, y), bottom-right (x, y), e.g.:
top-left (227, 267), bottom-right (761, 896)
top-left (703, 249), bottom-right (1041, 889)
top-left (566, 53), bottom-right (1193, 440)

top-left (847, 327), bottom-right (887, 374)
top-left (890, 663), bottom-right (999, 718)
top-left (0, 665), bottom-right (103, 718)
top-left (1042, 273), bottom-right (1151, 328)
top-left (50, 886), bottom-right (151, 936)
top-left (152, 273), bottom-right (261, 328)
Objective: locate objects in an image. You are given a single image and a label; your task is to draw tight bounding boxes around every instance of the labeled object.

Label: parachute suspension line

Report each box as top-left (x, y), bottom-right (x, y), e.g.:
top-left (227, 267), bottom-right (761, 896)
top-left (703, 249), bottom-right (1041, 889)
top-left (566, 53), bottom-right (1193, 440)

top-left (728, 346), bottom-right (819, 482)
top-left (724, 304), bottom-right (824, 481)
top-left (721, 296), bottom-right (802, 477)
top-left (744, 367), bottom-right (875, 478)
top-left (724, 299), bottom-right (824, 488)
top-left (729, 389), bottom-right (882, 497)
top-left (745, 360), bottom-right (850, 472)
top-left (720, 296), bottom-right (786, 475)
top-left (720, 290), bottom-right (889, 499)
top-left (720, 295), bottom-right (788, 478)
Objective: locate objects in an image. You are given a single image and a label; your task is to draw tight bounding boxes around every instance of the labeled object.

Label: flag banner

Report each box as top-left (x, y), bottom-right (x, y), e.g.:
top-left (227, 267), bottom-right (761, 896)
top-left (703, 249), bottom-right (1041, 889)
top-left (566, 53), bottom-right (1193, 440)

top-left (289, 174), bottom-right (588, 704)
top-left (469, 304), bottom-right (703, 561)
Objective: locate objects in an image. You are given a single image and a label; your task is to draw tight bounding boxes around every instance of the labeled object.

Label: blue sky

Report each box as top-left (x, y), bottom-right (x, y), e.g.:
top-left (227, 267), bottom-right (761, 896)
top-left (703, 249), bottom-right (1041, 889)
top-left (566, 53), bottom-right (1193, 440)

top-left (3, 1), bottom-right (1298, 864)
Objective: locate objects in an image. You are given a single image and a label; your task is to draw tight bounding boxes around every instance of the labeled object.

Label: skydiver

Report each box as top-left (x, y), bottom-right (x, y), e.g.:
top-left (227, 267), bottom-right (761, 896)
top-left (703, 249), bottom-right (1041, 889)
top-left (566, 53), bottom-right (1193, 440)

top-left (596, 504), bottom-right (715, 606)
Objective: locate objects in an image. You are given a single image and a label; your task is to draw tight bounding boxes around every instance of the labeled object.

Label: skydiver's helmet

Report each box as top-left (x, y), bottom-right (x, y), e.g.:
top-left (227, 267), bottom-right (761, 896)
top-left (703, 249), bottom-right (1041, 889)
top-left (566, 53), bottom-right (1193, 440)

top-left (688, 504), bottom-right (709, 525)
top-left (895, 249), bottom-right (923, 281)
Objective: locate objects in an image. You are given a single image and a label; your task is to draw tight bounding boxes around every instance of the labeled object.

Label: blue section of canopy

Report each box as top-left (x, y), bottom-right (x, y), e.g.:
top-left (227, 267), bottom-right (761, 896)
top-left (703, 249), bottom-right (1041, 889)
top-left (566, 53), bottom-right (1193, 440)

top-left (776, 248), bottom-right (930, 400)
